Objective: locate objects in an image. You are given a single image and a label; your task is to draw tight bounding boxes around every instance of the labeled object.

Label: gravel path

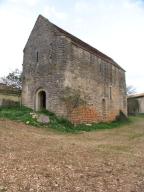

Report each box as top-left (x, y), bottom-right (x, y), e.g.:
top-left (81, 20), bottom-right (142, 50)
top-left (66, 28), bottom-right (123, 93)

top-left (0, 117), bottom-right (144, 192)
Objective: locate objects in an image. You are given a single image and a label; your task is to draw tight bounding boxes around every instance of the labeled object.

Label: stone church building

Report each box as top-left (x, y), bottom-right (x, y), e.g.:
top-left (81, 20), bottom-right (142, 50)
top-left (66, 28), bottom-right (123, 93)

top-left (22, 15), bottom-right (127, 124)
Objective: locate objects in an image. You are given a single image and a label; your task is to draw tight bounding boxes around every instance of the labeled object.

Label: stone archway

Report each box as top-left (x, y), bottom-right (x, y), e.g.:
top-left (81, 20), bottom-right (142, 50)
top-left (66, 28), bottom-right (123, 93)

top-left (35, 89), bottom-right (46, 111)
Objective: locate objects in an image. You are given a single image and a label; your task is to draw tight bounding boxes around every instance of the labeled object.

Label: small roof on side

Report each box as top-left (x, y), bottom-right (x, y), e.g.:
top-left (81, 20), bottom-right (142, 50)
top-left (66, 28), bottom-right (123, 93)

top-left (128, 93), bottom-right (144, 99)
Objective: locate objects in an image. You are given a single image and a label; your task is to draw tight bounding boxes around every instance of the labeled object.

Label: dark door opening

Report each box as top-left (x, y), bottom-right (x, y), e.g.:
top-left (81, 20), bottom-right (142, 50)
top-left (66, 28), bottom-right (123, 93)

top-left (38, 91), bottom-right (46, 110)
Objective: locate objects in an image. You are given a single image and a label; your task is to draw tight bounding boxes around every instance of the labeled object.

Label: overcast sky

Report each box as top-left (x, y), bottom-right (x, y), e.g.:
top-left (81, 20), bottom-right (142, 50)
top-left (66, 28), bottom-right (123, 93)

top-left (0, 0), bottom-right (144, 93)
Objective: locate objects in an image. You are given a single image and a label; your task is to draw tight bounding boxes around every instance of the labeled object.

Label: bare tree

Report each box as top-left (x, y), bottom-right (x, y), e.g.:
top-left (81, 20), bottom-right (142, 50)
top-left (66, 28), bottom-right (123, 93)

top-left (126, 85), bottom-right (136, 95)
top-left (0, 69), bottom-right (22, 89)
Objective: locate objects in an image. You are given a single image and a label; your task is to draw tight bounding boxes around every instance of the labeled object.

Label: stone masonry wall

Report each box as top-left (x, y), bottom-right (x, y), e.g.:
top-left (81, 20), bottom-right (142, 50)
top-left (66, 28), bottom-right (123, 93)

top-left (137, 97), bottom-right (144, 113)
top-left (0, 93), bottom-right (21, 107)
top-left (62, 42), bottom-right (127, 123)
top-left (22, 15), bottom-right (127, 124)
top-left (22, 16), bottom-right (69, 116)
top-left (0, 85), bottom-right (21, 107)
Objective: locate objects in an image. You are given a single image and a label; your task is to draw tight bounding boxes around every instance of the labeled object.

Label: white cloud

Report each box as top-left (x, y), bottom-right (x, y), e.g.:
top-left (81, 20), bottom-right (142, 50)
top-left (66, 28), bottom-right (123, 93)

top-left (43, 5), bottom-right (67, 21)
top-left (0, 1), bottom-right (67, 76)
top-left (72, 0), bottom-right (144, 93)
top-left (75, 1), bottom-right (94, 12)
top-left (0, 2), bottom-right (37, 75)
top-left (8, 0), bottom-right (39, 7)
top-left (0, 0), bottom-right (144, 93)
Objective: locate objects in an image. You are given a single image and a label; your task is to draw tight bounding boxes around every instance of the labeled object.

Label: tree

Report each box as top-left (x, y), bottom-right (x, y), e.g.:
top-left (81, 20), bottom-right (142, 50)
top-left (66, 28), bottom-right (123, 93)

top-left (126, 85), bottom-right (136, 95)
top-left (0, 69), bottom-right (22, 89)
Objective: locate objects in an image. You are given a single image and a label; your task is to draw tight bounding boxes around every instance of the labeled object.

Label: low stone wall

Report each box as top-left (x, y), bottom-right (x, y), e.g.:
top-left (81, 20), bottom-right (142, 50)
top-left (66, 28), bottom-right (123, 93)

top-left (0, 84), bottom-right (21, 107)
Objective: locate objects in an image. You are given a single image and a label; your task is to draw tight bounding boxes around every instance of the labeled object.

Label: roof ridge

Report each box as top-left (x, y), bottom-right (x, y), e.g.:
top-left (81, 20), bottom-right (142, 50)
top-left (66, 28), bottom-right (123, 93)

top-left (38, 15), bottom-right (125, 71)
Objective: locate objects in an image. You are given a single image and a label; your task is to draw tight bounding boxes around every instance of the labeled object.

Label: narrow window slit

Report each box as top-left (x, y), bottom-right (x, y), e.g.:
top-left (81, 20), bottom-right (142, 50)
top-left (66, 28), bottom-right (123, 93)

top-left (36, 51), bottom-right (39, 62)
top-left (110, 86), bottom-right (112, 100)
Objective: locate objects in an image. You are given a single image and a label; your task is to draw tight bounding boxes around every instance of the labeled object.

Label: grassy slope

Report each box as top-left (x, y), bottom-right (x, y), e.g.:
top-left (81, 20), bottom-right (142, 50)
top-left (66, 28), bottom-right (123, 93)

top-left (0, 106), bottom-right (130, 133)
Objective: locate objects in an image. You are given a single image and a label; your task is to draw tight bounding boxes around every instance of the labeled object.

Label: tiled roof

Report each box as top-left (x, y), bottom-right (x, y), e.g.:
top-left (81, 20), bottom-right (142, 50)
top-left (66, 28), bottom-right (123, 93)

top-left (127, 93), bottom-right (144, 99)
top-left (39, 15), bottom-right (125, 71)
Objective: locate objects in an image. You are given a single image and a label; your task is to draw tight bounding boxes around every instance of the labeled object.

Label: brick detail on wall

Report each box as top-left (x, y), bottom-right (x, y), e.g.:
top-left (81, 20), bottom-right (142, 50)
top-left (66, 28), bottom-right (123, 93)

top-left (69, 106), bottom-right (101, 124)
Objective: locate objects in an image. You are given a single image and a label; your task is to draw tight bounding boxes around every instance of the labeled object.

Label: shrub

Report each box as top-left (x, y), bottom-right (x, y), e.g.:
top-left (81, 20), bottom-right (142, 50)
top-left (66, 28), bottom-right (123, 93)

top-left (115, 110), bottom-right (128, 122)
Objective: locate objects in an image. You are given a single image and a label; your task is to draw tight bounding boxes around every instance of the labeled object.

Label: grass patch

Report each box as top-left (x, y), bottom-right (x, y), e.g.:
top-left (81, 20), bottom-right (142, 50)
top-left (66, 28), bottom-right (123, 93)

top-left (0, 106), bottom-right (131, 133)
top-left (128, 114), bottom-right (144, 124)
top-left (0, 106), bottom-right (40, 127)
top-left (136, 114), bottom-right (144, 118)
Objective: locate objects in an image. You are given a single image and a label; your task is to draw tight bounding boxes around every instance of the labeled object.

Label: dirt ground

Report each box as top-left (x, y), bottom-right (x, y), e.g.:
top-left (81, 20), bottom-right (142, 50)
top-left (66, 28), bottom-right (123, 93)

top-left (0, 117), bottom-right (144, 192)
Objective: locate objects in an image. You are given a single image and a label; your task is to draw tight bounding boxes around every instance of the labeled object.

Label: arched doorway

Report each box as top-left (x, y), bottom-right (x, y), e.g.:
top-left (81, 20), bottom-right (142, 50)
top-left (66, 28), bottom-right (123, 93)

top-left (35, 89), bottom-right (46, 111)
